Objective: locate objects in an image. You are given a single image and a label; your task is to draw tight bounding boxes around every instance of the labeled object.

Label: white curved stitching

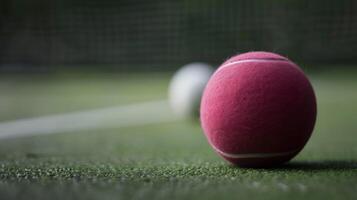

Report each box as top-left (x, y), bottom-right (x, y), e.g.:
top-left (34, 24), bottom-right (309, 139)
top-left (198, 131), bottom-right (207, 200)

top-left (209, 141), bottom-right (298, 159)
top-left (215, 59), bottom-right (290, 74)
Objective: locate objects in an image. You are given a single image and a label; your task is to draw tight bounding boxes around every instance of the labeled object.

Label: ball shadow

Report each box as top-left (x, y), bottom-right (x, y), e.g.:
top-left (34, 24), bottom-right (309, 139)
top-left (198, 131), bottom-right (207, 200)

top-left (277, 160), bottom-right (357, 171)
top-left (233, 160), bottom-right (357, 171)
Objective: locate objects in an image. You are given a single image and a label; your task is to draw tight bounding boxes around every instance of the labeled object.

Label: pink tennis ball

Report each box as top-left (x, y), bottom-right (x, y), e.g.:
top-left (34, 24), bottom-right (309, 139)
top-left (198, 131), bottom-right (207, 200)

top-left (200, 51), bottom-right (317, 167)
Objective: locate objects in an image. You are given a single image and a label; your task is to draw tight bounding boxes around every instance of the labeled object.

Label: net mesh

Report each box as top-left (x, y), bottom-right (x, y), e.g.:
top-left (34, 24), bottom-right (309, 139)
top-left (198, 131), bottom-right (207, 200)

top-left (1, 0), bottom-right (357, 70)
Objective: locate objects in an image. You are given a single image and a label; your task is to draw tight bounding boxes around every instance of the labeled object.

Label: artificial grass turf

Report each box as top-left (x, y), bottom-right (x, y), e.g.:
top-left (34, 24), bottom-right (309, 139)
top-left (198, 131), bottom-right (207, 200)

top-left (0, 70), bottom-right (356, 199)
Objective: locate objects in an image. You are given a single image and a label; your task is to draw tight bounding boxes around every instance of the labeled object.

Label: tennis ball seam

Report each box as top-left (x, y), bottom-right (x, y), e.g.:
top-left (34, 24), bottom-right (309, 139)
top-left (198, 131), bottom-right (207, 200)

top-left (216, 59), bottom-right (292, 74)
top-left (209, 140), bottom-right (300, 159)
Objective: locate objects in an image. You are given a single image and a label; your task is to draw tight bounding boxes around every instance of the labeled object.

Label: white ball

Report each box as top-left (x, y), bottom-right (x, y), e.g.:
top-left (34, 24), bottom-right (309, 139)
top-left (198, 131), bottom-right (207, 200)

top-left (168, 63), bottom-right (214, 119)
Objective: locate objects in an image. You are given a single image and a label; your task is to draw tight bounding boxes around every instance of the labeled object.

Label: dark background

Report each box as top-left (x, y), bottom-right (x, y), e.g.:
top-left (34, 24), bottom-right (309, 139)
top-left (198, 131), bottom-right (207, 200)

top-left (1, 0), bottom-right (357, 71)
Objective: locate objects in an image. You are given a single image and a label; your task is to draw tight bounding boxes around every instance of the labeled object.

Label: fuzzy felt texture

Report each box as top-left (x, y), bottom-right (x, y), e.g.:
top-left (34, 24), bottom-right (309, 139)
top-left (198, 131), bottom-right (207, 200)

top-left (200, 52), bottom-right (317, 167)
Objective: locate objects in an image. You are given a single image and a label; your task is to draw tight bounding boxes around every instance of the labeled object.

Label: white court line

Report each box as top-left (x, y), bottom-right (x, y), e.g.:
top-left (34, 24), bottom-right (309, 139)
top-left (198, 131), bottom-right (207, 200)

top-left (0, 100), bottom-right (177, 139)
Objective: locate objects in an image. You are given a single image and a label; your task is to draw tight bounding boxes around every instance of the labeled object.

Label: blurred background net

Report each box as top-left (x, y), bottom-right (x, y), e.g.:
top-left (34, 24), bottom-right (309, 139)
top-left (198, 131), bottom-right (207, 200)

top-left (1, 0), bottom-right (356, 71)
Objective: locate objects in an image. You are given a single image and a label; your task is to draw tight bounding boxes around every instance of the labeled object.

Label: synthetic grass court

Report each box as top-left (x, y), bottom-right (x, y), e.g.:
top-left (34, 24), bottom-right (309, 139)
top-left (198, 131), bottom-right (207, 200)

top-left (0, 69), bottom-right (356, 199)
